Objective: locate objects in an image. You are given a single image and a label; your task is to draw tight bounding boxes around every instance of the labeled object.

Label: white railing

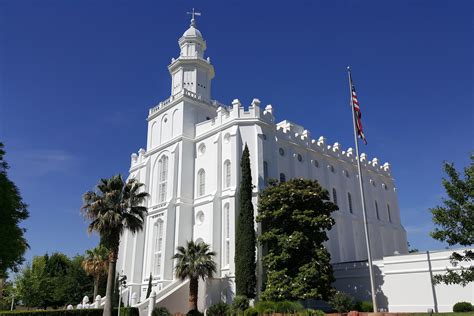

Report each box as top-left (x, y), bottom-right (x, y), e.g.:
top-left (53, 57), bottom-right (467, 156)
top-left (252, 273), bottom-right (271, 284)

top-left (149, 89), bottom-right (227, 116)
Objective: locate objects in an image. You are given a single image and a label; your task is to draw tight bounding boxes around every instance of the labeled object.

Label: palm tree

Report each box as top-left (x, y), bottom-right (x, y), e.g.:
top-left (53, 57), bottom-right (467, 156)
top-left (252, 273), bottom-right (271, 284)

top-left (172, 240), bottom-right (217, 312)
top-left (82, 175), bottom-right (149, 316)
top-left (82, 245), bottom-right (109, 299)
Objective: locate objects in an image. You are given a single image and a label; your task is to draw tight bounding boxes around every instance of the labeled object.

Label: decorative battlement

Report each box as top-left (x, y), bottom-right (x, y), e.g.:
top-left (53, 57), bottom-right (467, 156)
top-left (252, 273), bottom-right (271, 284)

top-left (274, 118), bottom-right (392, 176)
top-left (194, 98), bottom-right (275, 136)
top-left (148, 88), bottom-right (225, 118)
top-left (146, 92), bottom-right (392, 176)
top-left (130, 148), bottom-right (147, 169)
top-left (191, 95), bottom-right (392, 176)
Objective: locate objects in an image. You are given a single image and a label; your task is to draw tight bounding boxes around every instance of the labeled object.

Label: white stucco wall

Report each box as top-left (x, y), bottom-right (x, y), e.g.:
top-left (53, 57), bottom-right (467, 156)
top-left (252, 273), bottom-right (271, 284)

top-left (333, 249), bottom-right (474, 312)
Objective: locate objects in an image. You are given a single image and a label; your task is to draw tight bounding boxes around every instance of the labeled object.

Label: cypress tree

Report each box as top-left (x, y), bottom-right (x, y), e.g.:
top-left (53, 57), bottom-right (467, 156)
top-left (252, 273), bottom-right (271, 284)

top-left (235, 144), bottom-right (257, 298)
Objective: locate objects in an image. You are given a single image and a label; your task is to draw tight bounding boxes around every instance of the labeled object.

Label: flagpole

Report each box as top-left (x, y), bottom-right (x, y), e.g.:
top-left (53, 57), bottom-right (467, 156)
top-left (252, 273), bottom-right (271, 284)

top-left (347, 66), bottom-right (378, 312)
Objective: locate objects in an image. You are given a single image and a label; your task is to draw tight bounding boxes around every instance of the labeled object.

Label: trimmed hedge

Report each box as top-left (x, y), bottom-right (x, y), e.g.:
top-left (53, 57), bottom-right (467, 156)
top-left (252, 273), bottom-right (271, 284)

top-left (453, 302), bottom-right (473, 312)
top-left (0, 308), bottom-right (138, 316)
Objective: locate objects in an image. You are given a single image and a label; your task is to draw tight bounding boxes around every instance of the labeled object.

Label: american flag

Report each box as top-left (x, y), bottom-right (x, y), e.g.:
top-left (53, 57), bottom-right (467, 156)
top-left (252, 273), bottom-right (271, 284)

top-left (349, 72), bottom-right (367, 145)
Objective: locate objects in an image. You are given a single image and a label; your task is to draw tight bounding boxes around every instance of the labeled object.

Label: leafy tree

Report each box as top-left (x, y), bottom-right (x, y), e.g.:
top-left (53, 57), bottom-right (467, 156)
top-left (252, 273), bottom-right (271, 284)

top-left (0, 280), bottom-right (15, 310)
top-left (172, 241), bottom-right (217, 312)
top-left (65, 255), bottom-right (94, 304)
top-left (430, 156), bottom-right (473, 286)
top-left (407, 242), bottom-right (419, 253)
top-left (82, 175), bottom-right (149, 316)
top-left (0, 143), bottom-right (29, 297)
top-left (329, 291), bottom-right (354, 313)
top-left (235, 144), bottom-right (257, 299)
top-left (256, 178), bottom-right (337, 301)
top-left (16, 256), bottom-right (51, 308)
top-left (15, 253), bottom-right (92, 309)
top-left (82, 245), bottom-right (109, 299)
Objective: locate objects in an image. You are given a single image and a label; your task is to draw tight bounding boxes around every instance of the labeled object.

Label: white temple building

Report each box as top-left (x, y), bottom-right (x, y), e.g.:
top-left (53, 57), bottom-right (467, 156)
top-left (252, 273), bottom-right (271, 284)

top-left (117, 16), bottom-right (409, 311)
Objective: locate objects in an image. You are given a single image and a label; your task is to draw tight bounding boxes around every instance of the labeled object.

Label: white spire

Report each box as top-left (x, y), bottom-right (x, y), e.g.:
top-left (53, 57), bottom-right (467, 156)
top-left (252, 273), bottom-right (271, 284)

top-left (186, 8), bottom-right (201, 28)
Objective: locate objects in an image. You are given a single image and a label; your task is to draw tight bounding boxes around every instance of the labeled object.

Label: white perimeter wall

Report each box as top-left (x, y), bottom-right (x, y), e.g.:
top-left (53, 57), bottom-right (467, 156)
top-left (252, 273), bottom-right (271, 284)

top-left (333, 248), bottom-right (474, 312)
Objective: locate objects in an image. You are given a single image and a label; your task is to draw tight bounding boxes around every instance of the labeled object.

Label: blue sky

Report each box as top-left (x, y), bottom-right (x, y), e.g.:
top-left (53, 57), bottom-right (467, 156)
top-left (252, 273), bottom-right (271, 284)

top-left (1, 1), bottom-right (472, 263)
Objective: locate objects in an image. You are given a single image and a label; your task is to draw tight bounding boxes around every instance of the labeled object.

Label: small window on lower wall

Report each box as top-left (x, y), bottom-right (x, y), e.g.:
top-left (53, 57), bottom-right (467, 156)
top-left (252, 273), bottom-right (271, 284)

top-left (332, 188), bottom-right (338, 206)
top-left (279, 173), bottom-right (286, 183)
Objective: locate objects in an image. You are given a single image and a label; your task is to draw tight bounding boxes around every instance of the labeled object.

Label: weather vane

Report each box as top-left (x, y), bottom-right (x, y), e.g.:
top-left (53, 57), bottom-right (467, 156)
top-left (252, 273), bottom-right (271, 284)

top-left (186, 8), bottom-right (201, 27)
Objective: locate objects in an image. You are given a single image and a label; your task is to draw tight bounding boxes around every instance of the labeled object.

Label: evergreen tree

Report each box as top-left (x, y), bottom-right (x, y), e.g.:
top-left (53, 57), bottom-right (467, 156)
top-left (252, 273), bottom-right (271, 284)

top-left (0, 143), bottom-right (29, 298)
top-left (256, 178), bottom-right (337, 301)
top-left (430, 155), bottom-right (473, 286)
top-left (235, 144), bottom-right (257, 298)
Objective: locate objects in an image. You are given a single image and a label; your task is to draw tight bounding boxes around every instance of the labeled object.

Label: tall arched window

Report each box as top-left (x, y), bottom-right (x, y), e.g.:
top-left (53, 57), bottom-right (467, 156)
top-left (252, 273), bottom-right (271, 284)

top-left (223, 203), bottom-right (230, 266)
top-left (263, 161), bottom-right (269, 186)
top-left (157, 156), bottom-right (168, 202)
top-left (375, 201), bottom-right (380, 220)
top-left (279, 173), bottom-right (286, 183)
top-left (332, 188), bottom-right (338, 206)
top-left (387, 204), bottom-right (392, 223)
top-left (347, 192), bottom-right (353, 213)
top-left (224, 160), bottom-right (231, 188)
top-left (153, 219), bottom-right (164, 277)
top-left (198, 169), bottom-right (206, 196)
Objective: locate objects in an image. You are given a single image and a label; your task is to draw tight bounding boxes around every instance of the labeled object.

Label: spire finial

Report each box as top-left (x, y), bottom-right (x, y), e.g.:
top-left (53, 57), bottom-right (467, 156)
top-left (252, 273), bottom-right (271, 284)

top-left (187, 8), bottom-right (201, 27)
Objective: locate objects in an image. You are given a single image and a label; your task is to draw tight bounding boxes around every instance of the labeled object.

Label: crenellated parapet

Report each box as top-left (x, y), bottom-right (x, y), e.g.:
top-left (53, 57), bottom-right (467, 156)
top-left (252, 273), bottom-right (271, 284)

top-left (194, 97), bottom-right (275, 136)
top-left (130, 148), bottom-right (147, 170)
top-left (273, 116), bottom-right (392, 177)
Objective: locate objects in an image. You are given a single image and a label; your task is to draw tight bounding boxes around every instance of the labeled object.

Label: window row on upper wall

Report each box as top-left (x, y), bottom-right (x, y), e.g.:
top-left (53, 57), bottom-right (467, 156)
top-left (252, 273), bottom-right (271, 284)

top-left (277, 146), bottom-right (391, 189)
top-left (196, 160), bottom-right (232, 197)
top-left (331, 187), bottom-right (393, 223)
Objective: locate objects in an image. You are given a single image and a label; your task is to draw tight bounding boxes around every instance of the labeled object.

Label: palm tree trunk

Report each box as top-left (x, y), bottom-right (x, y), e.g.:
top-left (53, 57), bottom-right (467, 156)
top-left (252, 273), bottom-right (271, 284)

top-left (93, 275), bottom-right (100, 300)
top-left (189, 277), bottom-right (198, 311)
top-left (103, 252), bottom-right (117, 316)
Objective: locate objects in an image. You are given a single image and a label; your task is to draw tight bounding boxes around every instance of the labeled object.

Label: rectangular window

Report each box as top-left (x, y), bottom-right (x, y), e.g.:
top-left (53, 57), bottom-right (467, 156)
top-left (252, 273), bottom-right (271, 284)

top-left (263, 161), bottom-right (268, 186)
top-left (375, 201), bottom-right (380, 220)
top-left (224, 161), bottom-right (231, 188)
top-left (332, 188), bottom-right (338, 206)
top-left (387, 204), bottom-right (392, 223)
top-left (223, 204), bottom-right (230, 266)
top-left (348, 192), bottom-right (353, 213)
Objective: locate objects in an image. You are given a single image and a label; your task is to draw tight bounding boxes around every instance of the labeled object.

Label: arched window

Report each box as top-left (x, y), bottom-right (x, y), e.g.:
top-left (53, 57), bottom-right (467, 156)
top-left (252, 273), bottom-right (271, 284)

top-left (223, 203), bottom-right (230, 266)
top-left (153, 219), bottom-right (164, 277)
top-left (332, 188), bottom-right (338, 205)
top-left (347, 192), bottom-right (353, 213)
top-left (387, 204), bottom-right (392, 223)
top-left (279, 173), bottom-right (286, 183)
top-left (263, 161), bottom-right (268, 186)
top-left (157, 156), bottom-right (168, 202)
top-left (224, 160), bottom-right (231, 188)
top-left (198, 169), bottom-right (206, 196)
top-left (375, 201), bottom-right (380, 220)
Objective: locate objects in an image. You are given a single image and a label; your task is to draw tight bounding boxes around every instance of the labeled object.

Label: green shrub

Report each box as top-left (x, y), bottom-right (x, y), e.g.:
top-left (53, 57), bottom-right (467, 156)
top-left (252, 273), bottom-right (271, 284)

top-left (151, 306), bottom-right (170, 316)
top-left (354, 301), bottom-right (373, 312)
top-left (207, 302), bottom-right (229, 316)
top-left (254, 301), bottom-right (276, 313)
top-left (0, 308), bottom-right (138, 316)
top-left (186, 310), bottom-right (203, 316)
top-left (329, 291), bottom-right (354, 313)
top-left (453, 301), bottom-right (473, 312)
top-left (230, 295), bottom-right (249, 312)
top-left (275, 301), bottom-right (303, 313)
top-left (243, 307), bottom-right (257, 316)
top-left (300, 309), bottom-right (325, 316)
